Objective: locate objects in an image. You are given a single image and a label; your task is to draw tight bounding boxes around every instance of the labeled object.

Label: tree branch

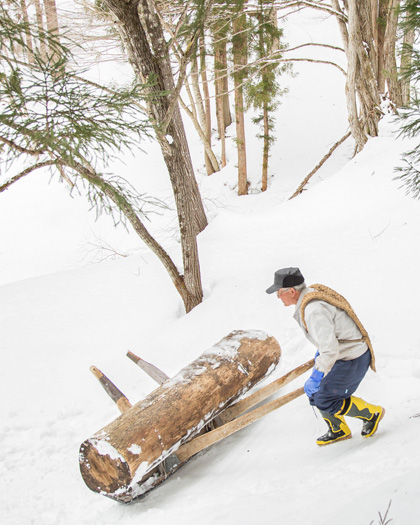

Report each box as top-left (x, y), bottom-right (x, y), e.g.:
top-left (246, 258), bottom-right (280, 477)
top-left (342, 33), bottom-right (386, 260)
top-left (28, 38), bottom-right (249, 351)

top-left (0, 160), bottom-right (57, 193)
top-left (289, 130), bottom-right (352, 199)
top-left (285, 42), bottom-right (345, 53)
top-left (0, 135), bottom-right (44, 156)
top-left (273, 1), bottom-right (348, 22)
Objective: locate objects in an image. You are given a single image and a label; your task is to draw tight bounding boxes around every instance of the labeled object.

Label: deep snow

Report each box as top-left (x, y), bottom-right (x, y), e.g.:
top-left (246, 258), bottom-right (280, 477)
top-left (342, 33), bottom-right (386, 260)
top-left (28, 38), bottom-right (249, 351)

top-left (1, 8), bottom-right (420, 525)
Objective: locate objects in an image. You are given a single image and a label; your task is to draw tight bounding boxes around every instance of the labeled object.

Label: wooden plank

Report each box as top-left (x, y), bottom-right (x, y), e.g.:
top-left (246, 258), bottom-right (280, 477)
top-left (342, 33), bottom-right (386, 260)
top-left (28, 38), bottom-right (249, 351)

top-left (126, 351), bottom-right (169, 385)
top-left (175, 387), bottom-right (305, 463)
top-left (218, 358), bottom-right (314, 424)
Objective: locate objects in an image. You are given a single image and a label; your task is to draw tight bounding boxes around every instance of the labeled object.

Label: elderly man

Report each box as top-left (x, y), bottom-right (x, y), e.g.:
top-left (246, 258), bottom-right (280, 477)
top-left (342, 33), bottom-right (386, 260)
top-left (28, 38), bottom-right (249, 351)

top-left (266, 267), bottom-right (384, 446)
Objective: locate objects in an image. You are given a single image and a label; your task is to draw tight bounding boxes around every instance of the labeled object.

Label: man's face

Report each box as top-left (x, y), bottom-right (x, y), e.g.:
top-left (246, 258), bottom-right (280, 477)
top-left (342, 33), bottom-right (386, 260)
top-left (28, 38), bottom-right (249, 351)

top-left (277, 287), bottom-right (299, 306)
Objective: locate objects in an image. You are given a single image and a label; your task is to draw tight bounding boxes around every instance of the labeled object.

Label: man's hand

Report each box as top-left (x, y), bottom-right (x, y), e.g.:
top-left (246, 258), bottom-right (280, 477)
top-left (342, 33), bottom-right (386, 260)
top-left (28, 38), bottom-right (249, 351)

top-left (304, 368), bottom-right (324, 396)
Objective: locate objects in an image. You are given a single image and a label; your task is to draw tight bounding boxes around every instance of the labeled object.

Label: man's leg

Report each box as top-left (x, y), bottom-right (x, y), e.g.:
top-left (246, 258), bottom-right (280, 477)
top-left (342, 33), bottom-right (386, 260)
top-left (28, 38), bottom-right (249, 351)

top-left (339, 396), bottom-right (385, 438)
top-left (316, 410), bottom-right (352, 446)
top-left (310, 350), bottom-right (372, 446)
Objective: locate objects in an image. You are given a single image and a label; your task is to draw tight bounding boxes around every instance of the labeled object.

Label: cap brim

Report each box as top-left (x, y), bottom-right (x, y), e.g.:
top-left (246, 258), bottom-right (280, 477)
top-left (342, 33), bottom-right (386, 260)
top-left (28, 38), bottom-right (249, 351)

top-left (266, 284), bottom-right (280, 294)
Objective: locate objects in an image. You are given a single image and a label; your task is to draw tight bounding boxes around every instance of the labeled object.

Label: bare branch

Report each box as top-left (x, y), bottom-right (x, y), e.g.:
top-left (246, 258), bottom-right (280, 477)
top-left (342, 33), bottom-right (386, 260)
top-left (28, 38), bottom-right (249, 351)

top-left (278, 57), bottom-right (346, 75)
top-left (289, 130), bottom-right (352, 199)
top-left (285, 42), bottom-right (345, 53)
top-left (272, 1), bottom-right (348, 22)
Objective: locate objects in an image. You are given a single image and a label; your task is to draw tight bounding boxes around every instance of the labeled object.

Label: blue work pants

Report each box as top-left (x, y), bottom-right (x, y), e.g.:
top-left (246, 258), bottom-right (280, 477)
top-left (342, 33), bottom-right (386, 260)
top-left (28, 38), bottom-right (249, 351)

top-left (309, 349), bottom-right (371, 415)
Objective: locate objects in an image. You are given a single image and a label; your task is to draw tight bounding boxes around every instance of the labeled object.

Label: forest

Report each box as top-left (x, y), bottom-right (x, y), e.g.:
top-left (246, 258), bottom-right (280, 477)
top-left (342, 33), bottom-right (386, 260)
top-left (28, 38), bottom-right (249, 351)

top-left (2, 0), bottom-right (420, 312)
top-left (1, 3), bottom-right (420, 523)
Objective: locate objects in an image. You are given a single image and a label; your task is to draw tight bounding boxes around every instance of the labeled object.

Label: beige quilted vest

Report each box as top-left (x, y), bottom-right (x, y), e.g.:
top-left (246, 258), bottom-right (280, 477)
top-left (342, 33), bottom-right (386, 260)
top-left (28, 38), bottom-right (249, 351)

top-left (300, 284), bottom-right (376, 372)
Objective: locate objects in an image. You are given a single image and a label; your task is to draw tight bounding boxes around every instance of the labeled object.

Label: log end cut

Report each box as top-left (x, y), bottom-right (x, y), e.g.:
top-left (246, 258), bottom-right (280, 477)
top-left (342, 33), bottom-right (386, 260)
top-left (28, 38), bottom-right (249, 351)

top-left (79, 438), bottom-right (132, 497)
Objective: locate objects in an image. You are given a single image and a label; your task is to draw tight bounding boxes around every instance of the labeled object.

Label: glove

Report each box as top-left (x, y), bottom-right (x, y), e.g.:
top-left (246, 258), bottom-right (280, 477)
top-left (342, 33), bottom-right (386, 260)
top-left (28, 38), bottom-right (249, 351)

top-left (304, 368), bottom-right (324, 397)
top-left (314, 349), bottom-right (320, 359)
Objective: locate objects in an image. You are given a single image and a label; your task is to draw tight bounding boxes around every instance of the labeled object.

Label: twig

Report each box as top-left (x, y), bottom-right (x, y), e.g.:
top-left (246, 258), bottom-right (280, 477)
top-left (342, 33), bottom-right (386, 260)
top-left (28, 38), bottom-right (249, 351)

top-left (289, 131), bottom-right (351, 199)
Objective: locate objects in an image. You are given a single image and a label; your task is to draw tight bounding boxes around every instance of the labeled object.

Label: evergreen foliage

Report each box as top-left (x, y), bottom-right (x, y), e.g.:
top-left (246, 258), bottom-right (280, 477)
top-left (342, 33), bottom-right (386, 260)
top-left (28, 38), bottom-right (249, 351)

top-left (395, 0), bottom-right (420, 198)
top-left (244, 0), bottom-right (290, 189)
top-left (0, 1), bottom-right (162, 224)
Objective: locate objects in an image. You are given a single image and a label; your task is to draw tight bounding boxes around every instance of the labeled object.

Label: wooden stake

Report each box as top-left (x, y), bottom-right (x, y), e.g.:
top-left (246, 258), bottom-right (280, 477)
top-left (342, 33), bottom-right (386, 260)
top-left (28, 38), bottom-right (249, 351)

top-left (90, 366), bottom-right (132, 414)
top-left (218, 358), bottom-right (314, 424)
top-left (126, 351), bottom-right (169, 385)
top-left (175, 387), bottom-right (305, 463)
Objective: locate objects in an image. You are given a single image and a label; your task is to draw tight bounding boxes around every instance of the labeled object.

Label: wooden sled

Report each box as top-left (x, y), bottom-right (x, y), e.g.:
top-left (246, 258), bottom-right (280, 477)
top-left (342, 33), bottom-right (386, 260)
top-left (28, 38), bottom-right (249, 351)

top-left (79, 330), bottom-right (313, 503)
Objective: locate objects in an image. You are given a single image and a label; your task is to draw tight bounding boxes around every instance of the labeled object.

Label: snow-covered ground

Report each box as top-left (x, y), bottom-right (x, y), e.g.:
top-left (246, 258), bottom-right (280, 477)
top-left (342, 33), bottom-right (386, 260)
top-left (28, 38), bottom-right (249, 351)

top-left (1, 9), bottom-right (420, 525)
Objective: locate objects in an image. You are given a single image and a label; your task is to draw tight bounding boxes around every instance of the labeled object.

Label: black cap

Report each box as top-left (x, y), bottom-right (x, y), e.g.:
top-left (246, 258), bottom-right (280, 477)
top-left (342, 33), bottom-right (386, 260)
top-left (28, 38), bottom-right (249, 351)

top-left (266, 267), bottom-right (304, 294)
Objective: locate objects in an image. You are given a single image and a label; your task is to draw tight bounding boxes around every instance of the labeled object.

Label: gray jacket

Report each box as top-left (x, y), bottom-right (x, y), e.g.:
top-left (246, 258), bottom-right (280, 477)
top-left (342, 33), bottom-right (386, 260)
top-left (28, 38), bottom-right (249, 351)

top-left (293, 286), bottom-right (368, 375)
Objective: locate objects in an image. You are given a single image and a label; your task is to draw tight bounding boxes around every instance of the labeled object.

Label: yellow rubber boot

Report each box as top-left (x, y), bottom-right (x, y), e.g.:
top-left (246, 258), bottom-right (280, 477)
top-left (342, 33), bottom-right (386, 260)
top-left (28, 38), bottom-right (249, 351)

top-left (342, 396), bottom-right (385, 438)
top-left (316, 411), bottom-right (352, 446)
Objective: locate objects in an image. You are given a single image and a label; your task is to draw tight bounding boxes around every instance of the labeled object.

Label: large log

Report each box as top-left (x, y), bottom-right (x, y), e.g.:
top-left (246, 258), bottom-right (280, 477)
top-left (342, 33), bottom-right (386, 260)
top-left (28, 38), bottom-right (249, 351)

top-left (79, 330), bottom-right (280, 501)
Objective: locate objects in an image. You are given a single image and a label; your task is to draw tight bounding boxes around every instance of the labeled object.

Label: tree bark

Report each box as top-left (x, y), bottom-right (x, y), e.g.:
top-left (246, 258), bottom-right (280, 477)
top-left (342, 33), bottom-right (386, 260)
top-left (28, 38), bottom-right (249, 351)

top-left (213, 22), bottom-right (230, 168)
top-left (34, 0), bottom-right (47, 61)
top-left (383, 0), bottom-right (402, 106)
top-left (345, 1), bottom-right (368, 150)
top-left (79, 330), bottom-right (281, 502)
top-left (191, 54), bottom-right (214, 175)
top-left (401, 27), bottom-right (415, 105)
top-left (232, 11), bottom-right (248, 195)
top-left (20, 0), bottom-right (34, 63)
top-left (199, 38), bottom-right (216, 175)
top-left (178, 93), bottom-right (220, 173)
top-left (376, 0), bottom-right (389, 93)
top-left (262, 100), bottom-right (269, 192)
top-left (43, 0), bottom-right (60, 40)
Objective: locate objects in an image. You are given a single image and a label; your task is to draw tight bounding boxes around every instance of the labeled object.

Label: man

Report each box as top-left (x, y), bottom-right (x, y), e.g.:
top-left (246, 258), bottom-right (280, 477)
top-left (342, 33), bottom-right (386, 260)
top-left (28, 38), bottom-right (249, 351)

top-left (266, 267), bottom-right (385, 446)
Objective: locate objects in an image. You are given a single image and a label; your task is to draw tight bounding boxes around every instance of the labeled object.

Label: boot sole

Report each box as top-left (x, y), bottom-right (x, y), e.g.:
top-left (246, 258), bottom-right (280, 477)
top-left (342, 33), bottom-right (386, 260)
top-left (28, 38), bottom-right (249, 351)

top-left (317, 433), bottom-right (352, 446)
top-left (363, 407), bottom-right (385, 438)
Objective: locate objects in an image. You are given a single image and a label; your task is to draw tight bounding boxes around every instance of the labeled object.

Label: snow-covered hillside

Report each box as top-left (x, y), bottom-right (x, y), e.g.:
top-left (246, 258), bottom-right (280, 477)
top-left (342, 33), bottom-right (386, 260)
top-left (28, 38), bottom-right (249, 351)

top-left (1, 9), bottom-right (419, 525)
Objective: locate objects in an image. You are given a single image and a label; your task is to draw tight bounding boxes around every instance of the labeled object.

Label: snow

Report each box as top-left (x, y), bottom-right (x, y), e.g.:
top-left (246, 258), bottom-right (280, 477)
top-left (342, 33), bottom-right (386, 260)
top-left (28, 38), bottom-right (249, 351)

top-left (1, 8), bottom-right (420, 525)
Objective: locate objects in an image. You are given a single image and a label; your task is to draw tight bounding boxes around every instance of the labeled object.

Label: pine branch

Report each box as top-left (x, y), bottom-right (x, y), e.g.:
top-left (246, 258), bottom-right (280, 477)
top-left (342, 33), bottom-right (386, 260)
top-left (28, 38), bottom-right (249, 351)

top-left (0, 160), bottom-right (58, 193)
top-left (0, 135), bottom-right (44, 156)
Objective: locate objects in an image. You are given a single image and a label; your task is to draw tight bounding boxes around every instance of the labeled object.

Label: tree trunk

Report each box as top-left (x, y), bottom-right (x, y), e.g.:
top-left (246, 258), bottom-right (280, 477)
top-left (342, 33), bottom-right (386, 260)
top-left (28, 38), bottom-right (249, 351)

top-left (376, 0), bottom-right (389, 93)
top-left (213, 23), bottom-right (229, 167)
top-left (262, 101), bottom-right (269, 192)
top-left (333, 0), bottom-right (382, 149)
top-left (179, 93), bottom-right (220, 173)
top-left (20, 0), bottom-right (34, 63)
top-left (345, 1), bottom-right (368, 150)
top-left (191, 54), bottom-right (214, 175)
top-left (232, 11), bottom-right (248, 195)
top-left (352, 1), bottom-right (382, 136)
top-left (200, 38), bottom-right (216, 175)
top-left (79, 330), bottom-right (281, 502)
top-left (383, 0), bottom-right (403, 106)
top-left (401, 27), bottom-right (415, 105)
top-left (44, 0), bottom-right (61, 63)
top-left (34, 0), bottom-right (47, 61)
top-left (43, 0), bottom-right (60, 40)
top-left (103, 0), bottom-right (207, 312)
